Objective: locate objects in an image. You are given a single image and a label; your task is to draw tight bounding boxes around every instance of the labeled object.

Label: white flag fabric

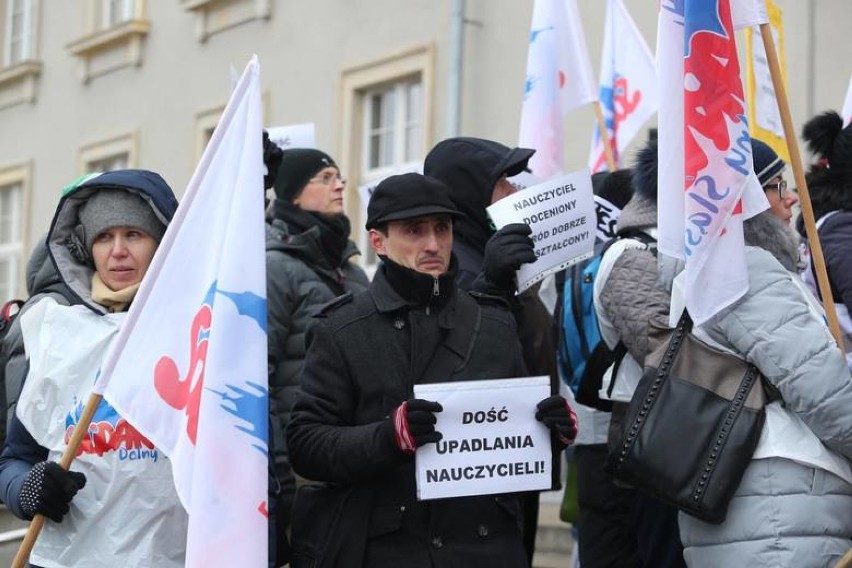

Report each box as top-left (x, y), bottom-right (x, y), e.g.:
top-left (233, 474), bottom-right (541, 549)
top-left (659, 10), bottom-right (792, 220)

top-left (588, 0), bottom-right (659, 173)
top-left (96, 57), bottom-right (268, 566)
top-left (731, 0), bottom-right (769, 29)
top-left (519, 0), bottom-right (597, 179)
top-left (657, 1), bottom-right (768, 325)
top-left (842, 74), bottom-right (852, 127)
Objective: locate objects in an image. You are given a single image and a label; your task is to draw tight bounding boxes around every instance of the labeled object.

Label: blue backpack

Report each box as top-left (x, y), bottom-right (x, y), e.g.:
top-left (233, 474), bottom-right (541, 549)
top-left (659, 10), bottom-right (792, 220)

top-left (556, 232), bottom-right (655, 412)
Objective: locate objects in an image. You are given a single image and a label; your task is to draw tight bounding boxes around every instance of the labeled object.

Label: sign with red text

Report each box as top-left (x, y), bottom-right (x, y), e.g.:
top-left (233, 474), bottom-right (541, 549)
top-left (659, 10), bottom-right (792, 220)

top-left (487, 169), bottom-right (595, 292)
top-left (413, 376), bottom-right (551, 500)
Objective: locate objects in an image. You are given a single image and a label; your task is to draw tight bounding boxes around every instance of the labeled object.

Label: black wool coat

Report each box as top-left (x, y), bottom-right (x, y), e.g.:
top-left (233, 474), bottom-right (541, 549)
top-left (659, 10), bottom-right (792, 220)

top-left (286, 266), bottom-right (531, 568)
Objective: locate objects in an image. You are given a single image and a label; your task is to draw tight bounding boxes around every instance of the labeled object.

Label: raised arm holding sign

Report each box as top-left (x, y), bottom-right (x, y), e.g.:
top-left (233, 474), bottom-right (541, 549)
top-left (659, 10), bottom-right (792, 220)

top-left (487, 169), bottom-right (596, 292)
top-left (286, 173), bottom-right (577, 566)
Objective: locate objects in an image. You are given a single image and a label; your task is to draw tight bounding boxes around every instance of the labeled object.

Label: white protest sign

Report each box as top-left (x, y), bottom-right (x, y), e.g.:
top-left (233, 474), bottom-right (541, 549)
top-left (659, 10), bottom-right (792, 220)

top-left (266, 123), bottom-right (316, 150)
top-left (357, 162), bottom-right (423, 213)
top-left (487, 168), bottom-right (595, 292)
top-left (413, 376), bottom-right (551, 501)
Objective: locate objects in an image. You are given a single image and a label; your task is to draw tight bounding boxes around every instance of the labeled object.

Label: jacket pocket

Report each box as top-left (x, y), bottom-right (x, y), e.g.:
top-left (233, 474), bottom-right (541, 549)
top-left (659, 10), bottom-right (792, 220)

top-left (367, 504), bottom-right (406, 538)
top-left (289, 549), bottom-right (318, 568)
top-left (494, 494), bottom-right (522, 525)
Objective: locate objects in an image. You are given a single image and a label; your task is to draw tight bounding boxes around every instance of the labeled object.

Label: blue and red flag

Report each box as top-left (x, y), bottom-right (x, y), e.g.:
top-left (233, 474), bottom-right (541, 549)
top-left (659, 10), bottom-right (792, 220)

top-left (657, 0), bottom-right (768, 324)
top-left (519, 0), bottom-right (597, 180)
top-left (95, 57), bottom-right (268, 566)
top-left (588, 0), bottom-right (658, 174)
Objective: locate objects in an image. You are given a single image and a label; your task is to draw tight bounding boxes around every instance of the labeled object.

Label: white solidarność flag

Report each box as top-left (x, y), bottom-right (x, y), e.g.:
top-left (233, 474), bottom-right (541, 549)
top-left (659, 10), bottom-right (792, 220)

top-left (96, 57), bottom-right (268, 566)
top-left (588, 0), bottom-right (659, 173)
top-left (657, 1), bottom-right (767, 325)
top-left (519, 0), bottom-right (597, 180)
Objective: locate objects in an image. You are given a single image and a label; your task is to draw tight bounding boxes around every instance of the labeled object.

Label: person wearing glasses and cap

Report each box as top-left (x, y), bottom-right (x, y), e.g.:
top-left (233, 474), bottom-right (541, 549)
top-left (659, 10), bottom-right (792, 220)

top-left (751, 137), bottom-right (799, 225)
top-left (264, 147), bottom-right (369, 566)
top-left (286, 173), bottom-right (576, 567)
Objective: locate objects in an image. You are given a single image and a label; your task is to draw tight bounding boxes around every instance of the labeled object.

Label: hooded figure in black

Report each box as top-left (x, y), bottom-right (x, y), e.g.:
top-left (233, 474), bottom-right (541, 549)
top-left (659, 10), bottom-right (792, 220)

top-left (424, 137), bottom-right (556, 563)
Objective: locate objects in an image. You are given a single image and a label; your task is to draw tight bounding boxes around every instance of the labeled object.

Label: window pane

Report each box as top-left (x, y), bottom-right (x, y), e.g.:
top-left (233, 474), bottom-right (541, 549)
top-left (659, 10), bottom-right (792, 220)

top-left (6, 0), bottom-right (29, 65)
top-left (406, 82), bottom-right (422, 123)
top-left (369, 93), bottom-right (383, 130)
top-left (404, 81), bottom-right (423, 162)
top-left (369, 133), bottom-right (381, 169)
top-left (0, 182), bottom-right (22, 298)
top-left (87, 153), bottom-right (129, 173)
top-left (366, 89), bottom-right (397, 169)
top-left (379, 89), bottom-right (395, 168)
top-left (0, 185), bottom-right (21, 246)
top-left (0, 259), bottom-right (11, 301)
top-left (104, 0), bottom-right (134, 27)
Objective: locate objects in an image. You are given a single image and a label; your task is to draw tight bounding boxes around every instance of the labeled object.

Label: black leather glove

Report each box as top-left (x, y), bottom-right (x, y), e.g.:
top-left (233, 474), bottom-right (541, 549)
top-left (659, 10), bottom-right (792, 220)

top-left (263, 130), bottom-right (284, 190)
top-left (535, 395), bottom-right (578, 447)
top-left (392, 399), bottom-right (443, 454)
top-left (19, 461), bottom-right (87, 522)
top-left (479, 223), bottom-right (536, 291)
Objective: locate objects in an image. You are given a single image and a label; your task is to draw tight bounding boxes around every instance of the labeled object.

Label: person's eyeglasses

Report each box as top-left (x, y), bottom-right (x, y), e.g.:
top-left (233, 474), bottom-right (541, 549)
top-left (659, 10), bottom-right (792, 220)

top-left (309, 172), bottom-right (346, 187)
top-left (763, 179), bottom-right (792, 199)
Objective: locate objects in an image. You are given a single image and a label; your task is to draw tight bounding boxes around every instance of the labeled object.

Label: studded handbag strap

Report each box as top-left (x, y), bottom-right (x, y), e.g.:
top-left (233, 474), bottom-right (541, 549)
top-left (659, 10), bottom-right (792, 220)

top-left (613, 309), bottom-right (691, 469)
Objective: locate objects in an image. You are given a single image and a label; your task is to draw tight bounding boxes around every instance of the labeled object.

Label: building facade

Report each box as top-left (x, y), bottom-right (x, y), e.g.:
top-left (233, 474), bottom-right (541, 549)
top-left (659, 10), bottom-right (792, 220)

top-left (0, 0), bottom-right (849, 298)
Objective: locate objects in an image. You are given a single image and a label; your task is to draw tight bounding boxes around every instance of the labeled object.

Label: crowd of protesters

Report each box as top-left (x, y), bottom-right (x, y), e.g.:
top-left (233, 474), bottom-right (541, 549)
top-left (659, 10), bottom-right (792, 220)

top-left (0, 109), bottom-right (850, 568)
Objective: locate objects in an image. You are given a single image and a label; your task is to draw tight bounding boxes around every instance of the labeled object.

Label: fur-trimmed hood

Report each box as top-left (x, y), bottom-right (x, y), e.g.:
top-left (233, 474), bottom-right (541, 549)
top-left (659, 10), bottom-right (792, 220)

top-left (743, 211), bottom-right (801, 272)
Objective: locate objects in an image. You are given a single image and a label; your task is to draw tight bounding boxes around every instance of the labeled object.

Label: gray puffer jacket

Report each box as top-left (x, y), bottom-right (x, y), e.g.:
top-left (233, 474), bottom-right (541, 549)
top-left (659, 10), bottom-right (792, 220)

top-left (2, 238), bottom-right (74, 441)
top-left (265, 214), bottom-right (369, 519)
top-left (266, 217), bottom-right (369, 431)
top-left (597, 192), bottom-right (670, 365)
top-left (677, 213), bottom-right (852, 568)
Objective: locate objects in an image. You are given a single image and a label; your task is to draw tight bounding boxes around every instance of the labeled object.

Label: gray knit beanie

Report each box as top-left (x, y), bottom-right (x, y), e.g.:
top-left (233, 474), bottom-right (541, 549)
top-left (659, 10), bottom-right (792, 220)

top-left (78, 188), bottom-right (166, 252)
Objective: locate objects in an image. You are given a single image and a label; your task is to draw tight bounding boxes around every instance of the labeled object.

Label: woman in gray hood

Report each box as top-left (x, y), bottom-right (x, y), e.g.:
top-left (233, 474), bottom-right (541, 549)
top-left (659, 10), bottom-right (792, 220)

top-left (672, 208), bottom-right (852, 567)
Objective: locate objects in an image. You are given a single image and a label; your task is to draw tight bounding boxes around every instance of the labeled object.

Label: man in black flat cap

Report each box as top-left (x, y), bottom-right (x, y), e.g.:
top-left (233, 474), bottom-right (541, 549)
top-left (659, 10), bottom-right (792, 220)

top-left (425, 137), bottom-right (558, 559)
top-left (286, 173), bottom-right (577, 568)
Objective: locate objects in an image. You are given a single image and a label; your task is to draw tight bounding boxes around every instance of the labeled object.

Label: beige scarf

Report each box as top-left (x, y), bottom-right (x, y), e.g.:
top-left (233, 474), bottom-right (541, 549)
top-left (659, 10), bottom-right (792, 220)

top-left (91, 273), bottom-right (140, 313)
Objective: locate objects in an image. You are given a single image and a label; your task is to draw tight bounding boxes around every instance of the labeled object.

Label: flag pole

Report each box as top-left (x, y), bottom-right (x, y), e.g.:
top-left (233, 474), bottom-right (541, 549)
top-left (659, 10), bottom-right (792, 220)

top-left (759, 23), bottom-right (846, 353)
top-left (12, 392), bottom-right (103, 568)
top-left (592, 101), bottom-right (618, 171)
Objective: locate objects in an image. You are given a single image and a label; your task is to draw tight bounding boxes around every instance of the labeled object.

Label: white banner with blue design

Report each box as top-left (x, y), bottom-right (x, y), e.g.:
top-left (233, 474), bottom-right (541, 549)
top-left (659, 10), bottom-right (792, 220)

top-left (587, 0), bottom-right (658, 174)
top-left (95, 57), bottom-right (268, 566)
top-left (18, 300), bottom-right (188, 567)
top-left (656, 1), bottom-right (768, 325)
top-left (519, 0), bottom-right (597, 180)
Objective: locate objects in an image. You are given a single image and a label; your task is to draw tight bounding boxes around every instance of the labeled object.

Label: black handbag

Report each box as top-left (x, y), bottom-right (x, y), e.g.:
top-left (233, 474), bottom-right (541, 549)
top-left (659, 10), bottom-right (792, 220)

top-left (604, 310), bottom-right (768, 524)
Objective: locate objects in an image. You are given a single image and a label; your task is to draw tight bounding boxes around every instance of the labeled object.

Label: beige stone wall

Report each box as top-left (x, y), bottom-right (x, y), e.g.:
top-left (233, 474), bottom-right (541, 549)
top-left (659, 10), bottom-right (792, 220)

top-left (0, 0), bottom-right (849, 294)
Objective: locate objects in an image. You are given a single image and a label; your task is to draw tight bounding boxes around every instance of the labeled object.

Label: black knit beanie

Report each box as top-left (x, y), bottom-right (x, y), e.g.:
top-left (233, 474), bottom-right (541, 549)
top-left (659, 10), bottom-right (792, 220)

top-left (272, 148), bottom-right (337, 202)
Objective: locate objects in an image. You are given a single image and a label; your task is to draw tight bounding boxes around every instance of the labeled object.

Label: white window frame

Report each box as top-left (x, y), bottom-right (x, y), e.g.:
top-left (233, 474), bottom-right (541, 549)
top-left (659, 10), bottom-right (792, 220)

top-left (361, 78), bottom-right (424, 180)
top-left (339, 45), bottom-right (434, 274)
top-left (194, 102), bottom-right (226, 163)
top-left (101, 0), bottom-right (135, 28)
top-left (3, 0), bottom-right (33, 67)
top-left (0, 164), bottom-right (30, 300)
top-left (79, 132), bottom-right (138, 174)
